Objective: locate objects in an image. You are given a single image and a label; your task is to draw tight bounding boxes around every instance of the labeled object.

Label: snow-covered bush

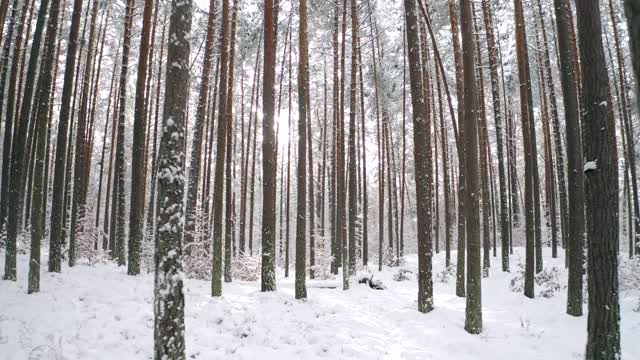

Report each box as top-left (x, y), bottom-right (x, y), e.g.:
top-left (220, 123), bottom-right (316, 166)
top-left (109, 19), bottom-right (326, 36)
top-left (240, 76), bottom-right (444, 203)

top-left (75, 209), bottom-right (100, 265)
top-left (310, 235), bottom-right (334, 280)
top-left (183, 241), bottom-right (212, 280)
top-left (619, 255), bottom-right (640, 291)
top-left (510, 264), bottom-right (563, 298)
top-left (393, 268), bottom-right (414, 282)
top-left (436, 265), bottom-right (456, 283)
top-left (232, 253), bottom-right (261, 281)
top-left (535, 267), bottom-right (562, 298)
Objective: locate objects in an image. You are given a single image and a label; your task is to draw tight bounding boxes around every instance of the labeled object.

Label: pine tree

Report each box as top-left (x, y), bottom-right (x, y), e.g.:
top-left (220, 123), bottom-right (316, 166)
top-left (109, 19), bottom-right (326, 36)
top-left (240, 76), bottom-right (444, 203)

top-left (295, 0), bottom-right (310, 300)
top-left (347, 0), bottom-right (358, 277)
top-left (460, 0), bottom-right (482, 334)
top-left (185, 0), bottom-right (218, 255)
top-left (554, 0), bottom-right (586, 316)
top-left (4, 0), bottom-right (50, 281)
top-left (575, 1), bottom-right (621, 358)
top-left (211, 0), bottom-right (230, 296)
top-left (153, 0), bottom-right (190, 357)
top-left (514, 0), bottom-right (536, 299)
top-left (112, 0), bottom-right (136, 267)
top-left (261, 0), bottom-right (279, 292)
top-left (404, 0), bottom-right (433, 314)
top-left (224, 0), bottom-right (239, 283)
top-left (49, 0), bottom-right (83, 272)
top-left (29, 0), bottom-right (61, 293)
top-left (481, 0), bottom-right (509, 272)
top-left (128, 0), bottom-right (154, 276)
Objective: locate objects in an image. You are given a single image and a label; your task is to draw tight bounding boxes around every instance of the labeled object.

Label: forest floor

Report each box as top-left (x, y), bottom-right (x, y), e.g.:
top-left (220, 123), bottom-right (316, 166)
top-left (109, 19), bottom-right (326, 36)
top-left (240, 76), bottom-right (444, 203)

top-left (1, 247), bottom-right (639, 360)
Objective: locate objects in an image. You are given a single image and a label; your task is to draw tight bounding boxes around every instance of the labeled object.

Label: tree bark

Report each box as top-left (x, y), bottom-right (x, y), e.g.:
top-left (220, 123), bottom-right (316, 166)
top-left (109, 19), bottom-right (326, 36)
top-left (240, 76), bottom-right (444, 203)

top-left (576, 1), bottom-right (621, 358)
top-left (153, 1), bottom-right (190, 358)
top-left (460, 0), bottom-right (482, 334)
top-left (260, 0), bottom-right (279, 292)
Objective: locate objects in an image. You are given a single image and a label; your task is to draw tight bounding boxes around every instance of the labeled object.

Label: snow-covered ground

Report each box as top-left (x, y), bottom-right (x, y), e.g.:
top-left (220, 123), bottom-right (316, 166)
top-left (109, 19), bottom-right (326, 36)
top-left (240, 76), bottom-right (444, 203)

top-left (1, 248), bottom-right (638, 359)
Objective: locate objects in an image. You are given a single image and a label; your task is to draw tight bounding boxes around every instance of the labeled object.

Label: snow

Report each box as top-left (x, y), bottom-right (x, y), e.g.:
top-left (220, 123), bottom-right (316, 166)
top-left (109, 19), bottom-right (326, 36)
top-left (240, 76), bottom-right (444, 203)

top-left (584, 160), bottom-right (598, 173)
top-left (1, 248), bottom-right (638, 360)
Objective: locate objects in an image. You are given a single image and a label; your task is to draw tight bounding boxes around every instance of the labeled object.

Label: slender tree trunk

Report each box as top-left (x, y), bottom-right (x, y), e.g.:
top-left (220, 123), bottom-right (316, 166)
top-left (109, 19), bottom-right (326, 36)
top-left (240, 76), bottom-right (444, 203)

top-left (185, 0), bottom-right (218, 253)
top-left (96, 41), bottom-right (120, 247)
top-left (29, 0), bottom-right (61, 293)
top-left (554, 0), bottom-right (586, 316)
top-left (127, 0), bottom-right (154, 275)
top-left (261, 0), bottom-right (279, 292)
top-left (0, 0), bottom-right (23, 249)
top-left (294, 0), bottom-right (309, 299)
top-left (514, 0), bottom-right (536, 299)
top-left (404, 0), bottom-right (434, 314)
top-left (211, 0), bottom-right (231, 296)
top-left (239, 32), bottom-right (261, 255)
top-left (153, 1), bottom-right (190, 358)
top-left (481, 0), bottom-right (509, 272)
top-left (448, 0), bottom-right (466, 298)
top-left (471, 3), bottom-right (490, 277)
top-left (537, 0), bottom-right (568, 256)
top-left (347, 0), bottom-right (359, 277)
top-left (460, 0), bottom-right (482, 334)
top-left (224, 0), bottom-right (239, 283)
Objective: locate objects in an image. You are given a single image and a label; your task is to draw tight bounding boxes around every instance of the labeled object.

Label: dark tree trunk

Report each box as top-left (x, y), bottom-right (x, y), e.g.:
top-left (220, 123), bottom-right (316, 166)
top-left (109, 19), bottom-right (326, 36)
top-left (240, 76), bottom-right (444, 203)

top-left (211, 0), bottom-right (231, 296)
top-left (576, 1), bottom-right (621, 358)
top-left (127, 0), bottom-right (154, 275)
top-left (29, 0), bottom-right (61, 293)
top-left (153, 1), bottom-right (190, 358)
top-left (4, 0), bottom-right (50, 280)
top-left (460, 0), bottom-right (482, 334)
top-left (514, 0), bottom-right (536, 299)
top-left (404, 0), bottom-right (433, 314)
top-left (294, 0), bottom-right (309, 299)
top-left (224, 0), bottom-right (239, 283)
top-left (447, 0), bottom-right (466, 298)
top-left (554, 0), bottom-right (586, 316)
top-left (261, 0), bottom-right (279, 292)
top-left (481, 0), bottom-right (509, 272)
top-left (347, 0), bottom-right (358, 277)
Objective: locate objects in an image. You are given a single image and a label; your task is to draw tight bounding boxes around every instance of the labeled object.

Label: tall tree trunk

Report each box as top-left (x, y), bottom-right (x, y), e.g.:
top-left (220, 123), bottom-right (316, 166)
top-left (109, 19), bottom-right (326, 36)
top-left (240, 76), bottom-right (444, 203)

top-left (0, 0), bottom-right (23, 252)
top-left (554, 0), bottom-right (586, 316)
top-left (471, 3), bottom-right (491, 277)
top-left (4, 0), bottom-right (50, 280)
top-left (481, 0), bottom-right (509, 272)
top-left (447, 0), bottom-right (466, 298)
top-left (337, 0), bottom-right (348, 289)
top-left (514, 0), bottom-right (536, 299)
top-left (224, 0), bottom-right (238, 283)
top-left (153, 1), bottom-right (190, 358)
top-left (239, 32), bottom-right (261, 255)
top-left (185, 0), bottom-right (218, 253)
top-left (127, 0), bottom-right (154, 275)
top-left (112, 0), bottom-right (135, 267)
top-left (211, 0), bottom-right (231, 296)
top-left (460, 0), bottom-right (482, 334)
top-left (260, 0), bottom-right (279, 292)
top-left (294, 0), bottom-right (309, 299)
top-left (576, 1), bottom-right (621, 358)
top-left (29, 0), bottom-right (61, 293)
top-left (347, 0), bottom-right (359, 277)
top-left (404, 0), bottom-right (433, 314)
top-left (537, 0), bottom-right (568, 256)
